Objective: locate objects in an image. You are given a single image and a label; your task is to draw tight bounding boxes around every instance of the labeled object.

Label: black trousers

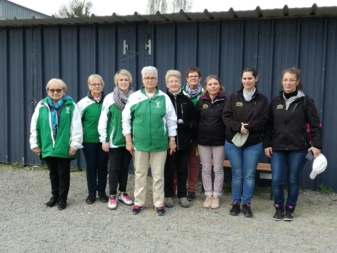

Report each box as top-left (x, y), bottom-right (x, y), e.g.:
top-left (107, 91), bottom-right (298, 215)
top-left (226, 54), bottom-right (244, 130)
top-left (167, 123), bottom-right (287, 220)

top-left (44, 157), bottom-right (71, 201)
top-left (164, 149), bottom-right (190, 198)
top-left (108, 147), bottom-right (132, 195)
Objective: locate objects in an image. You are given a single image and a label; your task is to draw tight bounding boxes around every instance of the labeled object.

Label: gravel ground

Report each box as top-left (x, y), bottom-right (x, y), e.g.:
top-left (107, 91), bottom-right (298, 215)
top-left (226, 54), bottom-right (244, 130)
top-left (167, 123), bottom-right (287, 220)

top-left (1, 165), bottom-right (337, 253)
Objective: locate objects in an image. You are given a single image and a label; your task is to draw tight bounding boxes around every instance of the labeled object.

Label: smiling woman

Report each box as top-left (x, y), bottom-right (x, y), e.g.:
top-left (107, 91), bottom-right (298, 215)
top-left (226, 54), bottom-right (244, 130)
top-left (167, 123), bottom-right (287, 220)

top-left (29, 78), bottom-right (83, 211)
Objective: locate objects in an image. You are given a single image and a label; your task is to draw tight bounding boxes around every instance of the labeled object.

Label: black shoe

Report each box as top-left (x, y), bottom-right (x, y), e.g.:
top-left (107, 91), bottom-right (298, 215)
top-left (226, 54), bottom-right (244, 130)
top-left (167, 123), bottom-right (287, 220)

top-left (98, 192), bottom-right (109, 203)
top-left (242, 203), bottom-right (253, 218)
top-left (132, 205), bottom-right (144, 215)
top-left (86, 193), bottom-right (96, 204)
top-left (187, 192), bottom-right (195, 202)
top-left (57, 199), bottom-right (67, 210)
top-left (284, 206), bottom-right (295, 221)
top-left (273, 204), bottom-right (284, 221)
top-left (45, 196), bottom-right (58, 207)
top-left (155, 206), bottom-right (166, 216)
top-left (230, 202), bottom-right (241, 216)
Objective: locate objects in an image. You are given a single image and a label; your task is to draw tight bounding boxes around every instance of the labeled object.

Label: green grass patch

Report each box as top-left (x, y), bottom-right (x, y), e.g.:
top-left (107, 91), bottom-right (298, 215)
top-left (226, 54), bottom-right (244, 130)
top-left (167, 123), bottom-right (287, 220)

top-left (319, 184), bottom-right (334, 194)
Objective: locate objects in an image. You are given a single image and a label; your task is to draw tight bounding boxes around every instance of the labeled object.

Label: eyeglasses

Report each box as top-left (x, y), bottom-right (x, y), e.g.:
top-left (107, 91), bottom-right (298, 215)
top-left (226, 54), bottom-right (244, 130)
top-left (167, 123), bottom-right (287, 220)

top-left (49, 89), bottom-right (63, 93)
top-left (188, 75), bottom-right (199, 79)
top-left (282, 79), bottom-right (297, 83)
top-left (143, 77), bottom-right (157, 81)
top-left (89, 83), bottom-right (102, 86)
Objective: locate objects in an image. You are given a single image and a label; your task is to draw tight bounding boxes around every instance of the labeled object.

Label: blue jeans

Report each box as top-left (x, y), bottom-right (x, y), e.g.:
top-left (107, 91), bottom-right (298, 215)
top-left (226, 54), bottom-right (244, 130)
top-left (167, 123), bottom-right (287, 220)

top-left (82, 143), bottom-right (109, 194)
top-left (271, 150), bottom-right (307, 208)
top-left (225, 141), bottom-right (263, 205)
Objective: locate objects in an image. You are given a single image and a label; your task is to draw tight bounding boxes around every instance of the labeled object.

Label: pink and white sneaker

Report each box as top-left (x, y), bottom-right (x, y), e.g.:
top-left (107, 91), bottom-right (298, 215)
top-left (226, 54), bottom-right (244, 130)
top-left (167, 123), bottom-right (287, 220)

top-left (108, 195), bottom-right (117, 210)
top-left (118, 192), bottom-right (133, 205)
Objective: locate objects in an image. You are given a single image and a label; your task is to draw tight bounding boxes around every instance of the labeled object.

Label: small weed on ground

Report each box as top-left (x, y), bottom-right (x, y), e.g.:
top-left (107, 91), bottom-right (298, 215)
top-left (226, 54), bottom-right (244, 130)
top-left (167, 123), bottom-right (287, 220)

top-left (319, 184), bottom-right (334, 194)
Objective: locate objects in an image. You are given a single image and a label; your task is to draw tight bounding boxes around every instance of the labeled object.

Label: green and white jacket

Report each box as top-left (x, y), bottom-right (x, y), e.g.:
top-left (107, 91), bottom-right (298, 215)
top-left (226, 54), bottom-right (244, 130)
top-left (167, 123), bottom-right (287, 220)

top-left (29, 97), bottom-right (83, 159)
top-left (77, 92), bottom-right (105, 143)
top-left (122, 86), bottom-right (177, 152)
top-left (98, 92), bottom-right (126, 148)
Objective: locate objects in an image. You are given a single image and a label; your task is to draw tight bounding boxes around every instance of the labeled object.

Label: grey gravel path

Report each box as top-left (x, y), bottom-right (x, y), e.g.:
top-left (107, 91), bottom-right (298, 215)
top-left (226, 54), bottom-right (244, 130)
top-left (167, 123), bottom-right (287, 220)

top-left (1, 166), bottom-right (337, 253)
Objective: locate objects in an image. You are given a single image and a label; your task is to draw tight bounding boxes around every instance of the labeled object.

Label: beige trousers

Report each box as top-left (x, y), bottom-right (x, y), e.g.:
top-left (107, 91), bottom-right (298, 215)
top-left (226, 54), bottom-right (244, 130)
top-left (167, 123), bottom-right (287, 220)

top-left (133, 150), bottom-right (167, 207)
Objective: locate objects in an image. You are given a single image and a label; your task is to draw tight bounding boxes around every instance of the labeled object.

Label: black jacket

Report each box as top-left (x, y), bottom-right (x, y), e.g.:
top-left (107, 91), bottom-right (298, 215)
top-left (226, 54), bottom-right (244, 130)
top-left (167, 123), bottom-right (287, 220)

top-left (166, 89), bottom-right (197, 150)
top-left (196, 93), bottom-right (226, 146)
top-left (263, 91), bottom-right (322, 150)
top-left (222, 88), bottom-right (269, 147)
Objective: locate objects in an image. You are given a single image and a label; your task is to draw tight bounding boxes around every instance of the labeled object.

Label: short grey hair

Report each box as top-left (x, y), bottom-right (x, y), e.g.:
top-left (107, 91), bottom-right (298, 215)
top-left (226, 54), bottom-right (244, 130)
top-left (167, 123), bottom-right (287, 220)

top-left (141, 66), bottom-right (158, 77)
top-left (87, 74), bottom-right (104, 87)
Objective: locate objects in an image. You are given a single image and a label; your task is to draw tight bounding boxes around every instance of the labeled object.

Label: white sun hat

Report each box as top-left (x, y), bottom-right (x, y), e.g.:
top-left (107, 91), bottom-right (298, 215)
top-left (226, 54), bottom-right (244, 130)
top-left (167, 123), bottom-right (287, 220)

top-left (310, 153), bottom-right (328, 179)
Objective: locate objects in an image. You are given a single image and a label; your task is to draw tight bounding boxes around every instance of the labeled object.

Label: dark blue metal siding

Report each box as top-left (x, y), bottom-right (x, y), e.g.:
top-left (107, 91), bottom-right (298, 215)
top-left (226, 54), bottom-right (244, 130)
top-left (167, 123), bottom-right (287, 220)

top-left (154, 23), bottom-right (176, 88)
top-left (175, 23), bottom-right (198, 77)
top-left (218, 21), bottom-right (244, 95)
top-left (197, 22), bottom-right (221, 81)
top-left (0, 29), bottom-right (9, 164)
top-left (1, 16), bottom-right (337, 190)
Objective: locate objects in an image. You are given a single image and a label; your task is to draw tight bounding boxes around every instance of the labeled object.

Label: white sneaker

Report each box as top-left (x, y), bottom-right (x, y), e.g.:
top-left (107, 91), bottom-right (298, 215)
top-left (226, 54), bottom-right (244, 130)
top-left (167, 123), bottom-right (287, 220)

top-left (108, 195), bottom-right (117, 210)
top-left (118, 192), bottom-right (133, 205)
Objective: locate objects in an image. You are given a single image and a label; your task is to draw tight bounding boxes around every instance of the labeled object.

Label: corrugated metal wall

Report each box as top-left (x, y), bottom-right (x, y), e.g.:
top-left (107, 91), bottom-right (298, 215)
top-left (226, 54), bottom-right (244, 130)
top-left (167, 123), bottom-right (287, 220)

top-left (0, 17), bottom-right (336, 191)
top-left (0, 0), bottom-right (50, 19)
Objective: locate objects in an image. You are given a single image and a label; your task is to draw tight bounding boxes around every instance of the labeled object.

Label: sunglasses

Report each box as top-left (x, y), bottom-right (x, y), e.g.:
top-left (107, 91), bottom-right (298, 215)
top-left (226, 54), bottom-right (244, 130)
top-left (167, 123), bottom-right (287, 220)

top-left (49, 89), bottom-right (63, 93)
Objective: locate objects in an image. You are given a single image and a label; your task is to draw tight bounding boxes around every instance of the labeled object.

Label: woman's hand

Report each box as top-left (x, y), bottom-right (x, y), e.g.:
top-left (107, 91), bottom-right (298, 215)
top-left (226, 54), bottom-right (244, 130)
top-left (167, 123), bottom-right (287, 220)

top-left (308, 147), bottom-right (321, 158)
top-left (240, 123), bottom-right (249, 134)
top-left (33, 147), bottom-right (41, 156)
top-left (102, 143), bottom-right (109, 152)
top-left (264, 147), bottom-right (273, 158)
top-left (168, 139), bottom-right (176, 155)
top-left (69, 147), bottom-right (76, 156)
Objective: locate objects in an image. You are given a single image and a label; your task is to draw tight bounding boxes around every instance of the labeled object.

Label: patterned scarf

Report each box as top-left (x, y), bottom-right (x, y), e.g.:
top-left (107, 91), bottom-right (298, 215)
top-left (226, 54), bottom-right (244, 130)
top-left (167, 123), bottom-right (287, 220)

top-left (113, 87), bottom-right (134, 110)
top-left (47, 96), bottom-right (74, 137)
top-left (184, 83), bottom-right (203, 99)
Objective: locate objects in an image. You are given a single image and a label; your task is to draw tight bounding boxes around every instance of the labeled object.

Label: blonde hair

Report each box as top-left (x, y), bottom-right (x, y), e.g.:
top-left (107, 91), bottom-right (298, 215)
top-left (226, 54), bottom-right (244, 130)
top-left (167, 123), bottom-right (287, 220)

top-left (281, 67), bottom-right (302, 90)
top-left (46, 78), bottom-right (67, 93)
top-left (114, 69), bottom-right (133, 86)
top-left (165, 69), bottom-right (181, 83)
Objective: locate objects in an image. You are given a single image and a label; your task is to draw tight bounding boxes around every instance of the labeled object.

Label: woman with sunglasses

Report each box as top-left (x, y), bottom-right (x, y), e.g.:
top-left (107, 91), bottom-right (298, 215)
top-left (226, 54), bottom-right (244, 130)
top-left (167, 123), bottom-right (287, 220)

top-left (30, 78), bottom-right (83, 210)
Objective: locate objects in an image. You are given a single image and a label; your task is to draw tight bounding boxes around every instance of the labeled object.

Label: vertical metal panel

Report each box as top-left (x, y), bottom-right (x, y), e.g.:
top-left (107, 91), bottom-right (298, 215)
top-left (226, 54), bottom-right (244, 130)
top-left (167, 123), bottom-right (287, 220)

top-left (197, 22), bottom-right (221, 80)
top-left (42, 27), bottom-right (61, 83)
top-left (97, 25), bottom-right (117, 90)
top-left (8, 28), bottom-right (25, 164)
top-left (136, 23), bottom-right (154, 87)
top-left (0, 0), bottom-right (49, 19)
top-left (255, 20), bottom-right (275, 99)
top-left (219, 20), bottom-right (244, 95)
top-left (175, 23), bottom-right (198, 76)
top-left (154, 23), bottom-right (176, 88)
top-left (320, 17), bottom-right (337, 190)
top-left (78, 25), bottom-right (97, 99)
top-left (60, 26), bottom-right (80, 101)
top-left (116, 24), bottom-right (138, 89)
top-left (0, 28), bottom-right (8, 163)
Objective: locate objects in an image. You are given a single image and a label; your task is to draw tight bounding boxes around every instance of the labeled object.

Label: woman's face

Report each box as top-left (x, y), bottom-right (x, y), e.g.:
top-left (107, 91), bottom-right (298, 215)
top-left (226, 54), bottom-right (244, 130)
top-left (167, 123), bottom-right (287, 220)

top-left (117, 74), bottom-right (130, 93)
top-left (205, 78), bottom-right (221, 97)
top-left (47, 83), bottom-right (65, 103)
top-left (88, 77), bottom-right (103, 97)
top-left (166, 75), bottom-right (181, 93)
top-left (242, 71), bottom-right (258, 92)
top-left (142, 72), bottom-right (158, 93)
top-left (186, 71), bottom-right (201, 89)
top-left (282, 72), bottom-right (299, 93)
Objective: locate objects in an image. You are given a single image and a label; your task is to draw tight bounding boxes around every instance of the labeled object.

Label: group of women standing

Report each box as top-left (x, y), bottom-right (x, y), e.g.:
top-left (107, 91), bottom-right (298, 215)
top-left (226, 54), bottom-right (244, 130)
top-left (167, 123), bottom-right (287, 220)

top-left (29, 66), bottom-right (322, 222)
